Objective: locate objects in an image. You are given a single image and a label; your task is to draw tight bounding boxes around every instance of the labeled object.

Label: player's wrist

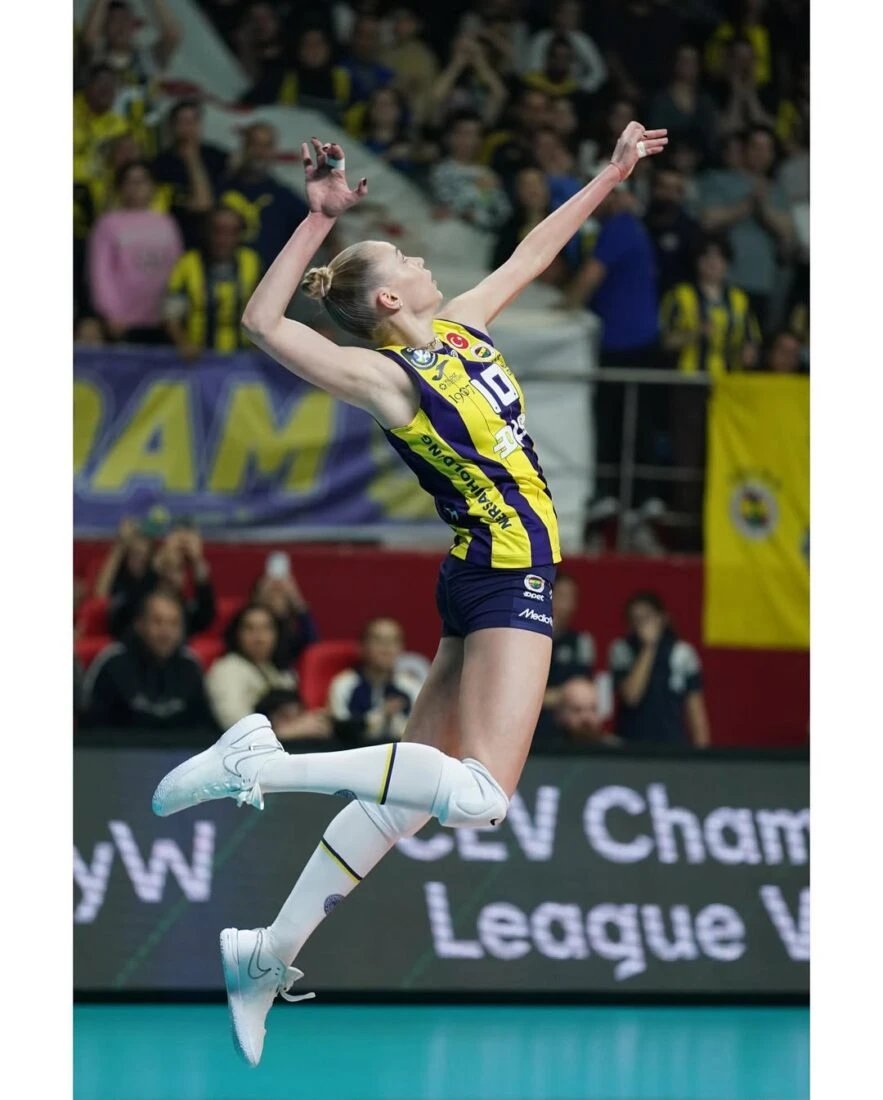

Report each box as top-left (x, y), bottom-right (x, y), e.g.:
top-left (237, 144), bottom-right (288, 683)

top-left (608, 161), bottom-right (627, 184)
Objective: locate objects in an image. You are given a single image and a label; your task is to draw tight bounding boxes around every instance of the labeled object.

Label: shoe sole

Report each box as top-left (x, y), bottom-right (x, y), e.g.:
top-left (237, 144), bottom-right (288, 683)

top-left (152, 716), bottom-right (274, 817)
top-left (220, 929), bottom-right (259, 1068)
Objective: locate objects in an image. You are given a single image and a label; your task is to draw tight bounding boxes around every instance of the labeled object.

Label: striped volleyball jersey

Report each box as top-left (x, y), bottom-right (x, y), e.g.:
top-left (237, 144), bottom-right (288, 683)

top-left (377, 318), bottom-right (561, 568)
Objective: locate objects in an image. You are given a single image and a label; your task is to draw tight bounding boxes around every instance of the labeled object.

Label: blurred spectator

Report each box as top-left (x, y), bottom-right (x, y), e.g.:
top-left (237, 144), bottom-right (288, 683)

top-left (567, 185), bottom-right (660, 521)
top-left (87, 161), bottom-right (183, 344)
top-left (544, 573), bottom-right (596, 709)
top-left (430, 34), bottom-right (509, 130)
top-left (545, 677), bottom-right (622, 748)
top-left (341, 15), bottom-right (396, 105)
top-left (79, 1), bottom-right (181, 155)
top-left (524, 35), bottom-right (583, 100)
top-left (74, 64), bottom-right (128, 188)
top-left (601, 0), bottom-right (683, 104)
top-left (206, 604), bottom-right (299, 730)
top-left (219, 124), bottom-right (309, 272)
top-left (493, 168), bottom-right (579, 285)
top-left (152, 100), bottom-right (229, 249)
top-left (254, 688), bottom-right (334, 743)
top-left (328, 617), bottom-right (415, 741)
top-left (647, 44), bottom-right (719, 164)
top-left (764, 329), bottom-right (803, 374)
top-left (548, 96), bottom-right (596, 180)
top-left (82, 591), bottom-right (215, 733)
top-left (165, 207), bottom-right (261, 359)
top-left (485, 87), bottom-right (551, 182)
top-left (233, 0), bottom-right (286, 84)
top-left (348, 87), bottom-right (417, 175)
top-left (660, 235), bottom-right (760, 547)
top-left (75, 317), bottom-right (107, 346)
top-left (94, 518), bottom-right (154, 604)
top-left (704, 0), bottom-right (772, 89)
top-left (429, 114), bottom-right (512, 232)
top-left (241, 27), bottom-right (352, 117)
top-left (525, 0), bottom-right (607, 95)
top-left (380, 8), bottom-right (441, 126)
top-left (644, 166), bottom-right (702, 294)
top-left (581, 97), bottom-right (637, 172)
top-left (775, 59), bottom-right (809, 156)
top-left (109, 527), bottom-right (216, 639)
top-left (713, 37), bottom-right (776, 140)
top-left (666, 137), bottom-right (703, 216)
top-left (251, 553), bottom-right (319, 668)
top-left (458, 0), bottom-right (530, 73)
top-left (660, 234), bottom-right (760, 378)
top-left (609, 591), bottom-right (711, 747)
top-left (699, 126), bottom-right (793, 330)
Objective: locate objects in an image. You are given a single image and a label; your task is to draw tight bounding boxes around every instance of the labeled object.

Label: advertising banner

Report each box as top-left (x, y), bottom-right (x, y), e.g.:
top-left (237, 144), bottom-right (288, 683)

top-left (704, 374), bottom-right (810, 649)
top-left (74, 749), bottom-right (809, 995)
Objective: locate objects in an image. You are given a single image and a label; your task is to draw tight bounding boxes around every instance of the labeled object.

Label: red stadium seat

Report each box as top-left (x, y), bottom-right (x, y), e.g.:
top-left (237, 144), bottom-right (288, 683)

top-left (298, 640), bottom-right (361, 710)
top-left (215, 595), bottom-right (243, 636)
top-left (75, 635), bottom-right (115, 670)
top-left (187, 636), bottom-right (225, 671)
top-left (77, 596), bottom-right (110, 637)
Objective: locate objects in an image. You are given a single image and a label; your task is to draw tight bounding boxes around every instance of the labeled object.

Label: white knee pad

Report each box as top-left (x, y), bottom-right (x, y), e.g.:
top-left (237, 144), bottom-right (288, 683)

top-left (358, 800), bottom-right (430, 843)
top-left (433, 757), bottom-right (509, 829)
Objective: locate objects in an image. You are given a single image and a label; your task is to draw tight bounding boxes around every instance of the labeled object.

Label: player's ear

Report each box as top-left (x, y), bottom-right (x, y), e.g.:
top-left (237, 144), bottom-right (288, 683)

top-left (376, 287), bottom-right (401, 313)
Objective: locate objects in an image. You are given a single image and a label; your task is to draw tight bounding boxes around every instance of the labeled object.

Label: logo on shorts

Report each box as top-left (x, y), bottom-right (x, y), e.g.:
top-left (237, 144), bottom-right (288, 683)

top-left (445, 331), bottom-right (469, 349)
top-left (519, 608), bottom-right (553, 625)
top-left (473, 343), bottom-right (494, 359)
top-left (524, 575), bottom-right (545, 594)
top-left (405, 347), bottom-right (437, 369)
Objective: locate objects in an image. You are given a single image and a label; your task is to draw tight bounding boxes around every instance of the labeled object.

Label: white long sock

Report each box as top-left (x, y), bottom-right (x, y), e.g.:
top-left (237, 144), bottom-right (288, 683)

top-left (267, 800), bottom-right (429, 965)
top-left (257, 741), bottom-right (444, 811)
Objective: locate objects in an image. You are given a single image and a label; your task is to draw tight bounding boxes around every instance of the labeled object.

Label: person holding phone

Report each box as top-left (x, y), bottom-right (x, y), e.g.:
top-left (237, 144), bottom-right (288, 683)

top-left (250, 551), bottom-right (319, 668)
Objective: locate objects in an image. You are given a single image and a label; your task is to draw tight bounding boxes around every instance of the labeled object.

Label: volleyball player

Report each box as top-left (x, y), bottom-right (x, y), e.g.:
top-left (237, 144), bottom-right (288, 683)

top-left (152, 122), bottom-right (667, 1065)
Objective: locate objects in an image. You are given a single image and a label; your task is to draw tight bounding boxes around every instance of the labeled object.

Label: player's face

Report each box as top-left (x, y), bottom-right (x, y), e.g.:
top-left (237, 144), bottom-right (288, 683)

top-left (376, 242), bottom-right (443, 314)
top-left (238, 609), bottom-right (278, 664)
top-left (362, 620), bottom-right (404, 674)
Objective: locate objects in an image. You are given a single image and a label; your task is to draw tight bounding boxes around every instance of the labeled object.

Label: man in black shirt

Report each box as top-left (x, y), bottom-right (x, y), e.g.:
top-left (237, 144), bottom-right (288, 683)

top-left (82, 590), bottom-right (215, 733)
top-left (609, 591), bottom-right (711, 747)
top-left (643, 166), bottom-right (701, 295)
top-left (545, 572), bottom-right (596, 709)
top-left (152, 99), bottom-right (229, 249)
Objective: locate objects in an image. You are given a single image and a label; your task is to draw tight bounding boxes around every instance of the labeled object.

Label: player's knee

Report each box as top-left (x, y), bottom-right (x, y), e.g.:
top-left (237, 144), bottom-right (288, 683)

top-left (434, 756), bottom-right (509, 829)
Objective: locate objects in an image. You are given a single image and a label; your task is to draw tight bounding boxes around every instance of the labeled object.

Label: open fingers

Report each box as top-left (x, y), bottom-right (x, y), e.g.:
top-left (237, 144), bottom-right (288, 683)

top-left (300, 142), bottom-right (314, 173)
top-left (641, 129), bottom-right (668, 140)
top-left (351, 177), bottom-right (368, 198)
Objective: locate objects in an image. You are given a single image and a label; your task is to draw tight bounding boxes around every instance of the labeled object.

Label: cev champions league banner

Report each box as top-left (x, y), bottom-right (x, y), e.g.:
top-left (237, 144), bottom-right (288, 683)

top-left (74, 348), bottom-right (439, 535)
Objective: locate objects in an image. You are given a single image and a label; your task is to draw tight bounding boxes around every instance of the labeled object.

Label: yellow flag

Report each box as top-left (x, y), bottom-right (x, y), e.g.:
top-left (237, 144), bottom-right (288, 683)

top-left (703, 374), bottom-right (809, 649)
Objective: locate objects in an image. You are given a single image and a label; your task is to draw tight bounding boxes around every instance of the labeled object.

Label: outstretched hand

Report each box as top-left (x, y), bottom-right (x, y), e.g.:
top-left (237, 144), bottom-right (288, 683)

top-left (611, 122), bottom-right (668, 181)
top-left (301, 138), bottom-right (368, 218)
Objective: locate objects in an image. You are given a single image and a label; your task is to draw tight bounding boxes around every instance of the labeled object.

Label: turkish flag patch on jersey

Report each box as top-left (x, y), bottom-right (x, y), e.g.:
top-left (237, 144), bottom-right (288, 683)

top-left (445, 332), bottom-right (469, 349)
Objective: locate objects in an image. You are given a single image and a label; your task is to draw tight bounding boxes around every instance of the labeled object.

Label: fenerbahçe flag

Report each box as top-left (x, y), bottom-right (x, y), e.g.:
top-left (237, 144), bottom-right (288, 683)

top-left (703, 374), bottom-right (809, 649)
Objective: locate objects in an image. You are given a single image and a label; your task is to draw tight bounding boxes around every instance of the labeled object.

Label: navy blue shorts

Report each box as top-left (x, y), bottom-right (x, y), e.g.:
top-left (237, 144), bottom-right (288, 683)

top-left (435, 557), bottom-right (557, 639)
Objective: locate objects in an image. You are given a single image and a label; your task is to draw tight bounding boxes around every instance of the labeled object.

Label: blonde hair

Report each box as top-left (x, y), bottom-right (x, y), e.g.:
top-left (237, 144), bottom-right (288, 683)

top-left (302, 242), bottom-right (384, 339)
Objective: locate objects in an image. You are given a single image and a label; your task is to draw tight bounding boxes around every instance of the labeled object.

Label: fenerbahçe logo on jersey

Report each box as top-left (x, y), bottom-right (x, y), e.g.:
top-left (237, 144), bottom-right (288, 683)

top-left (525, 574), bottom-right (545, 593)
top-left (729, 478), bottom-right (779, 540)
top-left (473, 343), bottom-right (494, 359)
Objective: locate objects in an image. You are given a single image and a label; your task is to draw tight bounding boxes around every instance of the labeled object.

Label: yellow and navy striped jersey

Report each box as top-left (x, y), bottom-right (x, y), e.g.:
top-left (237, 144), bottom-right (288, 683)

top-left (166, 248), bottom-right (261, 352)
top-left (378, 318), bottom-right (561, 569)
top-left (660, 282), bottom-right (761, 381)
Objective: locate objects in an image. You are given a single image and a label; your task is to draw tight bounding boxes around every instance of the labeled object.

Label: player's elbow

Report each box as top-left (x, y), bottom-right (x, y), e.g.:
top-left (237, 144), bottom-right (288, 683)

top-left (241, 308), bottom-right (269, 342)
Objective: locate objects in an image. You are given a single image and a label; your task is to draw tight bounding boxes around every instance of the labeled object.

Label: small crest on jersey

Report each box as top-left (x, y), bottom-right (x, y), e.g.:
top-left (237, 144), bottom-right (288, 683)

top-left (404, 346), bottom-right (437, 368)
top-left (445, 331), bottom-right (469, 349)
top-left (525, 574), bottom-right (545, 594)
top-left (473, 343), bottom-right (494, 359)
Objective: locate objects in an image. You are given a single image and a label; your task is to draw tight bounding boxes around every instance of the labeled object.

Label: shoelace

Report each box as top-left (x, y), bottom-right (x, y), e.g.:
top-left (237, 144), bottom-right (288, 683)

top-left (278, 966), bottom-right (316, 1004)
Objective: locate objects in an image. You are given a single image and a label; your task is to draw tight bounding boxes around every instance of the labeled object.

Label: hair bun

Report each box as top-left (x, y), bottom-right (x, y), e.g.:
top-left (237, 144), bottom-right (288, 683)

top-left (302, 266), bottom-right (334, 300)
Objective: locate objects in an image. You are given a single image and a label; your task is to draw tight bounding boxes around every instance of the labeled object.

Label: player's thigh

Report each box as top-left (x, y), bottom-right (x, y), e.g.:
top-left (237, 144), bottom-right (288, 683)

top-left (457, 627), bottom-right (552, 796)
top-left (403, 635), bottom-right (464, 757)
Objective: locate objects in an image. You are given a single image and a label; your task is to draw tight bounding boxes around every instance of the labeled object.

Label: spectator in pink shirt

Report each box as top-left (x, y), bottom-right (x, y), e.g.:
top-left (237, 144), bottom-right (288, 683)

top-left (87, 160), bottom-right (183, 343)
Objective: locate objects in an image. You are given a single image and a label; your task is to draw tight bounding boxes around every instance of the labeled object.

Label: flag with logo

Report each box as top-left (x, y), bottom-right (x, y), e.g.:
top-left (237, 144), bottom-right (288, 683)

top-left (703, 374), bottom-right (809, 649)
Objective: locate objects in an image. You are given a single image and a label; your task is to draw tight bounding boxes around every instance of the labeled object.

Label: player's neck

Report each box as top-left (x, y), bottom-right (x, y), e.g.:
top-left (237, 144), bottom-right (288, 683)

top-left (385, 310), bottom-right (437, 350)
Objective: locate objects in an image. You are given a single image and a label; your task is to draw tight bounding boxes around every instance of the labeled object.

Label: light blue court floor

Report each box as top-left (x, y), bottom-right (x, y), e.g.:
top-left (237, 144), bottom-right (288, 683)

top-left (74, 1004), bottom-right (808, 1100)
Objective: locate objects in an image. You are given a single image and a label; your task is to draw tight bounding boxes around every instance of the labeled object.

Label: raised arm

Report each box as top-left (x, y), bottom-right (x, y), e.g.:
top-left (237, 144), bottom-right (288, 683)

top-left (440, 122), bottom-right (667, 330)
top-left (241, 140), bottom-right (411, 421)
top-left (145, 0), bottom-right (182, 69)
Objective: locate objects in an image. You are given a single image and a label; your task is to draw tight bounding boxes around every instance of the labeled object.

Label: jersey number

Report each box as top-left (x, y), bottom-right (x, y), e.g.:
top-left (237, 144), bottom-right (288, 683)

top-left (471, 364), bottom-right (518, 414)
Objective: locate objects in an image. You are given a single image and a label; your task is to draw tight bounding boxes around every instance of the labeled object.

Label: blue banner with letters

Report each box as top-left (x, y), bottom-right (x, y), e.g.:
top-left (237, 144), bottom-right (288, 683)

top-left (74, 348), bottom-right (438, 534)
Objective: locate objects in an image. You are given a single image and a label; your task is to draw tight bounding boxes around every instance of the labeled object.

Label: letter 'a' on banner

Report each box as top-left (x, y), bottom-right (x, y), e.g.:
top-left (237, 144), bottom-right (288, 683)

top-left (703, 375), bottom-right (809, 650)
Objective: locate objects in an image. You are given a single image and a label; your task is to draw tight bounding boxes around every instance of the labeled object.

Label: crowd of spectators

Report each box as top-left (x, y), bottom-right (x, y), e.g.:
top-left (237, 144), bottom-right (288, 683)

top-left (75, 521), bottom-right (710, 751)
